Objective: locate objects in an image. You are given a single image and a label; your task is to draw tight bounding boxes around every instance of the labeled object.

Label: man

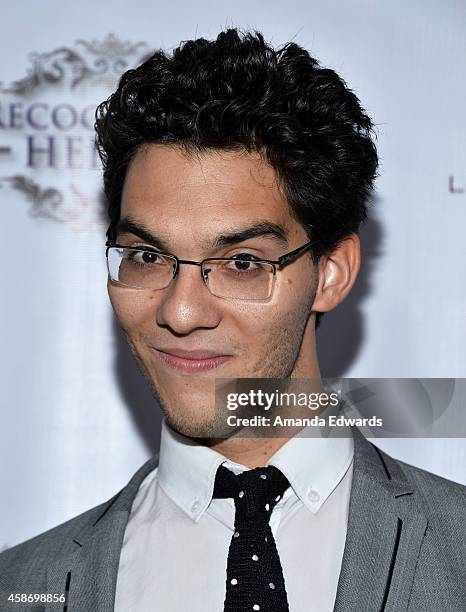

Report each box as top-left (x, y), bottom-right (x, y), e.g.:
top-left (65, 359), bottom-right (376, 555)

top-left (1, 28), bottom-right (464, 612)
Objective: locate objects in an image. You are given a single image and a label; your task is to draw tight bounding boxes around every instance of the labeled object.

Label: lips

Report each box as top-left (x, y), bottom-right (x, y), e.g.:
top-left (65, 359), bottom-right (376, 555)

top-left (158, 348), bottom-right (227, 359)
top-left (153, 347), bottom-right (232, 372)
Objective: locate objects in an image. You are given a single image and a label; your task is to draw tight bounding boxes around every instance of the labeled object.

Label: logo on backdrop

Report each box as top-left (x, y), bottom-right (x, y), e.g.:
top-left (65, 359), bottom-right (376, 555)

top-left (449, 175), bottom-right (465, 194)
top-left (0, 34), bottom-right (151, 230)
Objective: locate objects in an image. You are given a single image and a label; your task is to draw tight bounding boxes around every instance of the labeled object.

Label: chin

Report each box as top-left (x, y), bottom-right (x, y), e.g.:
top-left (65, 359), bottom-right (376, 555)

top-left (165, 409), bottom-right (218, 439)
top-left (157, 387), bottom-right (214, 429)
top-left (150, 366), bottom-right (262, 438)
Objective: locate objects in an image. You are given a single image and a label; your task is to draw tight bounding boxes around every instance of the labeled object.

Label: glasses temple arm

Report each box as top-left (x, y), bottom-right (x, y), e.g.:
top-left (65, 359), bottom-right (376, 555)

top-left (277, 239), bottom-right (315, 265)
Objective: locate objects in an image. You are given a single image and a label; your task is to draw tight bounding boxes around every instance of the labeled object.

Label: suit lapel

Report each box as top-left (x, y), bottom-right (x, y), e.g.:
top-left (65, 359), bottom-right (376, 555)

top-left (46, 455), bottom-right (158, 612)
top-left (334, 428), bottom-right (428, 612)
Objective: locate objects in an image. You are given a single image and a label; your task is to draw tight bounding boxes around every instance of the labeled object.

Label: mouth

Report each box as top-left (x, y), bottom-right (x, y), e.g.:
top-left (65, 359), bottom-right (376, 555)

top-left (152, 348), bottom-right (232, 373)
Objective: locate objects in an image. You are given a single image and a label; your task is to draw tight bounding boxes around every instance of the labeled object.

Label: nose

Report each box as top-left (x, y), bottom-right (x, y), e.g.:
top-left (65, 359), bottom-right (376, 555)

top-left (156, 263), bottom-right (222, 335)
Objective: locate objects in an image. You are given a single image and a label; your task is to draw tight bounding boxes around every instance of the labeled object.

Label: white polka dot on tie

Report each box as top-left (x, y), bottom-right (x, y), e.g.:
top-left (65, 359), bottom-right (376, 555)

top-left (231, 578), bottom-right (238, 585)
top-left (253, 605), bottom-right (260, 610)
top-left (234, 531), bottom-right (240, 538)
top-left (275, 495), bottom-right (281, 501)
top-left (252, 554), bottom-right (259, 561)
top-left (260, 474), bottom-right (267, 479)
top-left (265, 503), bottom-right (270, 511)
top-left (269, 582), bottom-right (275, 589)
top-left (264, 536), bottom-right (268, 542)
top-left (238, 491), bottom-right (244, 498)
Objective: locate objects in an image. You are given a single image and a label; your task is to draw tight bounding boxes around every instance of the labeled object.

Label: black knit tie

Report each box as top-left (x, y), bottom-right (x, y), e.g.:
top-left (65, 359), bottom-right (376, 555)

top-left (212, 464), bottom-right (291, 612)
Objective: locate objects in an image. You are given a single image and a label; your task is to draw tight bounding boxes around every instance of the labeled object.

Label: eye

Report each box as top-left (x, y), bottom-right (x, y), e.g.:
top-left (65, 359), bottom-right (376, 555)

top-left (226, 253), bottom-right (264, 273)
top-left (230, 260), bottom-right (258, 271)
top-left (126, 248), bottom-right (164, 266)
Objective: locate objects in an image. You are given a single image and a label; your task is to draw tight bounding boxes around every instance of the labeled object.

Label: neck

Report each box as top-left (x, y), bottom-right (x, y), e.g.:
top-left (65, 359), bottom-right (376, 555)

top-left (206, 434), bottom-right (295, 469)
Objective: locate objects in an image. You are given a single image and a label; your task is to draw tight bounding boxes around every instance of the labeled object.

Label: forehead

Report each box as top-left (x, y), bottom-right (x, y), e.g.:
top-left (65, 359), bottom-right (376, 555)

top-left (120, 144), bottom-right (293, 232)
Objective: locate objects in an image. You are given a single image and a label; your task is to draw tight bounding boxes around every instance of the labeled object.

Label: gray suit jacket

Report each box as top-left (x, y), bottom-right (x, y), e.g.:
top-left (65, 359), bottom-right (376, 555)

top-left (1, 428), bottom-right (465, 611)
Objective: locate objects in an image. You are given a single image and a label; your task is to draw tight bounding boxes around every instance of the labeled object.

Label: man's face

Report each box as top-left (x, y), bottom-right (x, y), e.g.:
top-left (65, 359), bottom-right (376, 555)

top-left (108, 144), bottom-right (318, 437)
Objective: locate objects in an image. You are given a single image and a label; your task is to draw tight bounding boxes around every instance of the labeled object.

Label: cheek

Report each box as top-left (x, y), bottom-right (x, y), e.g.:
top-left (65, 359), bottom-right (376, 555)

top-left (107, 285), bottom-right (156, 332)
top-left (234, 282), bottom-right (312, 349)
top-left (254, 274), bottom-right (314, 346)
top-left (229, 300), bottom-right (309, 378)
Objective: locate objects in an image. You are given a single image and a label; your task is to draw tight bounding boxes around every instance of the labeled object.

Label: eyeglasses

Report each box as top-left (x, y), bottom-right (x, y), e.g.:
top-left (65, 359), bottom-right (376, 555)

top-left (105, 239), bottom-right (315, 301)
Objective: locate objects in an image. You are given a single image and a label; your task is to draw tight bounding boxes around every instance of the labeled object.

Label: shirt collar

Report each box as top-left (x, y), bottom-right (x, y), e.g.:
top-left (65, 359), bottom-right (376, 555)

top-left (266, 425), bottom-right (354, 513)
top-left (157, 418), bottom-right (353, 521)
top-left (157, 419), bottom-right (247, 522)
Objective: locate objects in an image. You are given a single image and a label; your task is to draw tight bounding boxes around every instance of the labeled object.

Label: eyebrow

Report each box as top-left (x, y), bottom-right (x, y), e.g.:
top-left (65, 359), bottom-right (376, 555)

top-left (116, 216), bottom-right (289, 251)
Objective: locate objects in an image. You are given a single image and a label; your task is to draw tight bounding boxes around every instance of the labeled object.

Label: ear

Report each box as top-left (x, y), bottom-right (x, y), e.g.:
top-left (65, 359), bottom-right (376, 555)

top-left (311, 234), bottom-right (361, 313)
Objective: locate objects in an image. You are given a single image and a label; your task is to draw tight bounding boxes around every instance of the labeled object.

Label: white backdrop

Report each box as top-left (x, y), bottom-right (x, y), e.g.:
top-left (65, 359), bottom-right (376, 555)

top-left (1, 0), bottom-right (465, 549)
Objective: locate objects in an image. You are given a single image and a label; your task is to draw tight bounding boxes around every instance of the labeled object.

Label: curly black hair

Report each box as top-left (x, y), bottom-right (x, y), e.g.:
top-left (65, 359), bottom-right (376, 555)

top-left (95, 27), bottom-right (378, 265)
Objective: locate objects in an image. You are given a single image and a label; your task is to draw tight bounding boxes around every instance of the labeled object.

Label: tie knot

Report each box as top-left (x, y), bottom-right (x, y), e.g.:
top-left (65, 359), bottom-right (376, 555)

top-left (213, 464), bottom-right (290, 519)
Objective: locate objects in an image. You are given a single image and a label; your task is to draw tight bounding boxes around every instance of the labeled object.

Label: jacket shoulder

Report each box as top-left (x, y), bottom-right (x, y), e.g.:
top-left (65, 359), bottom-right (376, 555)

top-left (0, 454), bottom-right (158, 596)
top-left (0, 494), bottom-right (117, 591)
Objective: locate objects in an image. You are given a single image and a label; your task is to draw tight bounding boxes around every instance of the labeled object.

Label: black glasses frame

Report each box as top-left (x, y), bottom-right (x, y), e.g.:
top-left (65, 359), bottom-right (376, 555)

top-left (105, 238), bottom-right (315, 281)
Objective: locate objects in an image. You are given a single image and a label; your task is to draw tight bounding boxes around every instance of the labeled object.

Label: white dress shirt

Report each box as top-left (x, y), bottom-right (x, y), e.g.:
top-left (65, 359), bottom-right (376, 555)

top-left (114, 419), bottom-right (354, 612)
